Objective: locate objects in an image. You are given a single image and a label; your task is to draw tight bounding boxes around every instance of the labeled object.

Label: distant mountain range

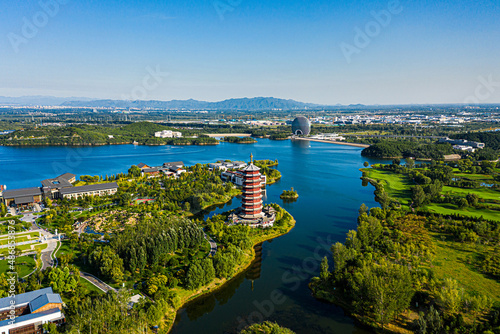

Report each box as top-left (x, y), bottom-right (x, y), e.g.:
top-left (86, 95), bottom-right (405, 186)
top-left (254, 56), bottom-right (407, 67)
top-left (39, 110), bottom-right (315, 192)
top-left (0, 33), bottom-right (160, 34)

top-left (60, 97), bottom-right (326, 111)
top-left (2, 95), bottom-right (496, 111)
top-left (0, 96), bottom-right (332, 110)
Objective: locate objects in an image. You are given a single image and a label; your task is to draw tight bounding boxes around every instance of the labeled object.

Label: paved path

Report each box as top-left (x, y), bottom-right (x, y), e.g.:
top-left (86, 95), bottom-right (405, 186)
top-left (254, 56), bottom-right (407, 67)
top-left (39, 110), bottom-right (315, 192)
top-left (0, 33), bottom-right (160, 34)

top-left (20, 213), bottom-right (59, 270)
top-left (80, 272), bottom-right (117, 293)
top-left (204, 232), bottom-right (217, 257)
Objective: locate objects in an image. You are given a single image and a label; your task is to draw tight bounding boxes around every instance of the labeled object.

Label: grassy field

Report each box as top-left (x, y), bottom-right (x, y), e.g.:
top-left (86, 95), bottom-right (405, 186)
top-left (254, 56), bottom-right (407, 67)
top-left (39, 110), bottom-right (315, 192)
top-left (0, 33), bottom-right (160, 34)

top-left (426, 203), bottom-right (500, 221)
top-left (454, 172), bottom-right (495, 181)
top-left (0, 255), bottom-right (36, 276)
top-left (364, 168), bottom-right (413, 205)
top-left (0, 243), bottom-right (48, 256)
top-left (442, 185), bottom-right (500, 201)
top-left (0, 232), bottom-right (40, 246)
top-left (429, 233), bottom-right (500, 302)
top-left (365, 167), bottom-right (500, 221)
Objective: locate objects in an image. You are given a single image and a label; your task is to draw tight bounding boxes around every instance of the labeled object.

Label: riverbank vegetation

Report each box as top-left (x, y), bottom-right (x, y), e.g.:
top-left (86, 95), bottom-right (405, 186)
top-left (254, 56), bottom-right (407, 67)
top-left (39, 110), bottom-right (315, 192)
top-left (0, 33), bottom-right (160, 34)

top-left (254, 160), bottom-right (282, 184)
top-left (221, 136), bottom-right (257, 144)
top-left (239, 321), bottom-right (295, 334)
top-left (310, 206), bottom-right (500, 333)
top-left (0, 122), bottom-right (219, 146)
top-left (361, 141), bottom-right (456, 160)
top-left (314, 154), bottom-right (500, 332)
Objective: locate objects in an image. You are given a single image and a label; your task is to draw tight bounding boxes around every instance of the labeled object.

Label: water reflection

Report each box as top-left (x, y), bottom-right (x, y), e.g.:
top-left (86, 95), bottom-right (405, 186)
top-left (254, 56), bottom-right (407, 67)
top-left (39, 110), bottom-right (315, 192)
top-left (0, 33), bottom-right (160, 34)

top-left (179, 243), bottom-right (264, 322)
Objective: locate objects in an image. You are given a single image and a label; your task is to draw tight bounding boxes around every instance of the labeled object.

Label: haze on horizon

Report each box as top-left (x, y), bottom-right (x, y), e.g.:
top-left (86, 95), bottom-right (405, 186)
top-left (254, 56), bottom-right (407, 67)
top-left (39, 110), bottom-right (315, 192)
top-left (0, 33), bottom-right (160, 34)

top-left (0, 0), bottom-right (499, 105)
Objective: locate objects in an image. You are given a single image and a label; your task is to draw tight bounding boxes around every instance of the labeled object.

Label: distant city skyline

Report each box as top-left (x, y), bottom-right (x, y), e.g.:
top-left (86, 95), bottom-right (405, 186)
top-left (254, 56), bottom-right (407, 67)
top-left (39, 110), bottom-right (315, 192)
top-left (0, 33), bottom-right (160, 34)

top-left (0, 0), bottom-right (499, 105)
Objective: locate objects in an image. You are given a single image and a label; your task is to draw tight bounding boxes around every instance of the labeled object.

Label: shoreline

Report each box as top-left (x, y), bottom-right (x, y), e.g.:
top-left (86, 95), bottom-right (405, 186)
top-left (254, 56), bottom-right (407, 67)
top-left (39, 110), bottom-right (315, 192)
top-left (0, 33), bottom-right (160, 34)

top-left (292, 137), bottom-right (370, 148)
top-left (0, 141), bottom-right (220, 147)
top-left (204, 133), bottom-right (252, 138)
top-left (163, 211), bottom-right (296, 333)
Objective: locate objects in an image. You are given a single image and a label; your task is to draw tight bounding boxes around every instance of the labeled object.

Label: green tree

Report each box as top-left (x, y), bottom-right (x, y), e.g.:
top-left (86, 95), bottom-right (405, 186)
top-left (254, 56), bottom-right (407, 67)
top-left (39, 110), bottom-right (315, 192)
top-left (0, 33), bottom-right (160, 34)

top-left (435, 278), bottom-right (463, 315)
top-left (214, 251), bottom-right (235, 279)
top-left (320, 256), bottom-right (329, 281)
top-left (128, 165), bottom-right (142, 178)
top-left (363, 161), bottom-right (369, 167)
top-left (358, 203), bottom-right (369, 216)
top-left (466, 193), bottom-right (479, 207)
top-left (186, 261), bottom-right (204, 290)
top-left (239, 322), bottom-right (295, 334)
top-left (412, 185), bottom-right (427, 207)
top-left (47, 267), bottom-right (78, 293)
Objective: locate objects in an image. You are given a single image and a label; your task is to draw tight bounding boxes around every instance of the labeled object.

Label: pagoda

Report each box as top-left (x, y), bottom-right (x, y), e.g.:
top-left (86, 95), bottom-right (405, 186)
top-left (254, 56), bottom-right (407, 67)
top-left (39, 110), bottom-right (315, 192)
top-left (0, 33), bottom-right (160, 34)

top-left (240, 153), bottom-right (264, 219)
top-left (228, 154), bottom-right (276, 228)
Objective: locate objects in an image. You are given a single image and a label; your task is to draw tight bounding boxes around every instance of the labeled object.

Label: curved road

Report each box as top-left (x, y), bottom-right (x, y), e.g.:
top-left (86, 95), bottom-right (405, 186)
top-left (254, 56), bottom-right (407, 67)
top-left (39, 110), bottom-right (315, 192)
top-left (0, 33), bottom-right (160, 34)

top-left (204, 232), bottom-right (217, 257)
top-left (20, 213), bottom-right (59, 270)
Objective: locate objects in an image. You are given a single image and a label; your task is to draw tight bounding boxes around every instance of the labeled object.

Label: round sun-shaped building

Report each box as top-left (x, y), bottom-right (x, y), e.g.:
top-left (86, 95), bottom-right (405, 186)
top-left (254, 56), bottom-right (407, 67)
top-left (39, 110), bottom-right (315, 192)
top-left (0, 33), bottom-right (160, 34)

top-left (291, 116), bottom-right (311, 136)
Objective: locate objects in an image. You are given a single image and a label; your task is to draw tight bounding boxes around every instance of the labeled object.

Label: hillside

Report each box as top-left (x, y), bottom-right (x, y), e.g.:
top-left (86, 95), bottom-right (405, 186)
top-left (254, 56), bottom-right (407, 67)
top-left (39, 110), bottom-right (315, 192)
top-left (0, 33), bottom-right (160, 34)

top-left (61, 97), bottom-right (322, 110)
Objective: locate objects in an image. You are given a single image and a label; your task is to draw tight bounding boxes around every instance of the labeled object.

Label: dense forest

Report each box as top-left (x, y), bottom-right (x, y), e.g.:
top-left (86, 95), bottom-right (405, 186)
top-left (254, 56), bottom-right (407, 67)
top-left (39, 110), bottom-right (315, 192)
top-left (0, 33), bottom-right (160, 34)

top-left (221, 136), bottom-right (258, 144)
top-left (361, 141), bottom-right (456, 159)
top-left (0, 122), bottom-right (218, 146)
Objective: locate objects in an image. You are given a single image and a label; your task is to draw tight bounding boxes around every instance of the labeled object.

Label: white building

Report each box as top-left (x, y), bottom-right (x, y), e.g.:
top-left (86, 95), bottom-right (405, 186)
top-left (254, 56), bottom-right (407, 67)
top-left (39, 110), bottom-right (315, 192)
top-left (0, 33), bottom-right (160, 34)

top-left (155, 130), bottom-right (182, 138)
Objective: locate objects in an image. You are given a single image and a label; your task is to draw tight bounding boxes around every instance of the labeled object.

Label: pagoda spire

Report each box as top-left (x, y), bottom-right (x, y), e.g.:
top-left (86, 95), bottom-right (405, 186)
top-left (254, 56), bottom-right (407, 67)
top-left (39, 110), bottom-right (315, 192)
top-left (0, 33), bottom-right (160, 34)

top-left (250, 153), bottom-right (253, 164)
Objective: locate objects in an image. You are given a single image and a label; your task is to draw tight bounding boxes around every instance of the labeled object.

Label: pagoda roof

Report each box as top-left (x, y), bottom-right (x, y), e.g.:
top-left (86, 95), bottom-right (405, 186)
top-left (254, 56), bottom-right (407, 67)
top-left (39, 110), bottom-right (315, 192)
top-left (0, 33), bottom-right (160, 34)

top-left (242, 163), bottom-right (260, 172)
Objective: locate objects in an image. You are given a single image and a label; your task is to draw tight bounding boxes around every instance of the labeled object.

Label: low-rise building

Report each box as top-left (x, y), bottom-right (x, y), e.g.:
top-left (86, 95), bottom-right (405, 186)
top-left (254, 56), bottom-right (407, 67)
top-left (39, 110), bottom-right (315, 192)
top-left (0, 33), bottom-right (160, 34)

top-left (155, 130), bottom-right (182, 138)
top-left (137, 163), bottom-right (150, 170)
top-left (439, 137), bottom-right (485, 149)
top-left (2, 188), bottom-right (43, 209)
top-left (41, 173), bottom-right (76, 199)
top-left (60, 182), bottom-right (119, 200)
top-left (0, 287), bottom-right (65, 334)
top-left (141, 167), bottom-right (162, 177)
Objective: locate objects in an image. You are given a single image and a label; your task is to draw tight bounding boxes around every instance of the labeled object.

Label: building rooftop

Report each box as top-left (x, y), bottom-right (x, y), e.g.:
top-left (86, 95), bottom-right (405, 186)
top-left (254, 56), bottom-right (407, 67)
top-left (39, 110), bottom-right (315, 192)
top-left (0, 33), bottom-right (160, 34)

top-left (58, 173), bottom-right (76, 182)
top-left (60, 182), bottom-right (119, 195)
top-left (29, 293), bottom-right (63, 313)
top-left (41, 173), bottom-right (76, 189)
top-left (0, 287), bottom-right (54, 311)
top-left (163, 161), bottom-right (184, 168)
top-left (242, 163), bottom-right (260, 172)
top-left (142, 168), bottom-right (161, 173)
top-left (14, 195), bottom-right (36, 205)
top-left (2, 187), bottom-right (42, 199)
top-left (137, 163), bottom-right (149, 169)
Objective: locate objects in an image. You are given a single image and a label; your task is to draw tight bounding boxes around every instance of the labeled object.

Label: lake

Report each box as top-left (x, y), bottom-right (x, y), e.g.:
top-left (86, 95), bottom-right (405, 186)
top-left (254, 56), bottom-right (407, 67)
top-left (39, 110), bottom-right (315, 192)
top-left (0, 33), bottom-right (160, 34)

top-left (0, 139), bottom-right (385, 333)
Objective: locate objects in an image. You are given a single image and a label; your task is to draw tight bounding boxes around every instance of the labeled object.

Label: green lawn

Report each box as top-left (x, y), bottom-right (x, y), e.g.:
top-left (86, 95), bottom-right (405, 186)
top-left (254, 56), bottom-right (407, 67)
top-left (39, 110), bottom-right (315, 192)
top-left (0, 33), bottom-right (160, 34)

top-left (441, 186), bottom-right (500, 202)
top-left (365, 167), bottom-right (500, 221)
top-left (0, 243), bottom-right (48, 256)
top-left (430, 235), bottom-right (500, 302)
top-left (426, 203), bottom-right (500, 222)
top-left (0, 232), bottom-right (41, 246)
top-left (0, 255), bottom-right (36, 276)
top-left (454, 173), bottom-right (495, 181)
top-left (364, 168), bottom-right (413, 204)
top-left (55, 240), bottom-right (80, 258)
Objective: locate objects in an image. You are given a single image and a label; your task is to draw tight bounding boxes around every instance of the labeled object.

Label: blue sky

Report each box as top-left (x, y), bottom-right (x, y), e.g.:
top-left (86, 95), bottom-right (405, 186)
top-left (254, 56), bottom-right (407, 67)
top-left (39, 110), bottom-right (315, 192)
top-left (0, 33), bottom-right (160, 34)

top-left (0, 0), bottom-right (499, 104)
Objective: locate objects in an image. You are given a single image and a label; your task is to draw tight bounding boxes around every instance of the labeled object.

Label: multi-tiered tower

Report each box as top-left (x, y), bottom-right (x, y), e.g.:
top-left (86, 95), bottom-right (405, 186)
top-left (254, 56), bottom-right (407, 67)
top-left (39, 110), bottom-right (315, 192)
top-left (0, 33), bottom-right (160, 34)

top-left (240, 154), bottom-right (264, 219)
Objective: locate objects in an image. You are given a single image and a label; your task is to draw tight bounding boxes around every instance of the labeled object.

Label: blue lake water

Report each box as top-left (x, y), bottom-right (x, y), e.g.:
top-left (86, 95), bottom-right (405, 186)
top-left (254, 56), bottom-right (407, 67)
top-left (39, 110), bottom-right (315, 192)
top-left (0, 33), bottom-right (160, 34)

top-left (0, 139), bottom-right (385, 333)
